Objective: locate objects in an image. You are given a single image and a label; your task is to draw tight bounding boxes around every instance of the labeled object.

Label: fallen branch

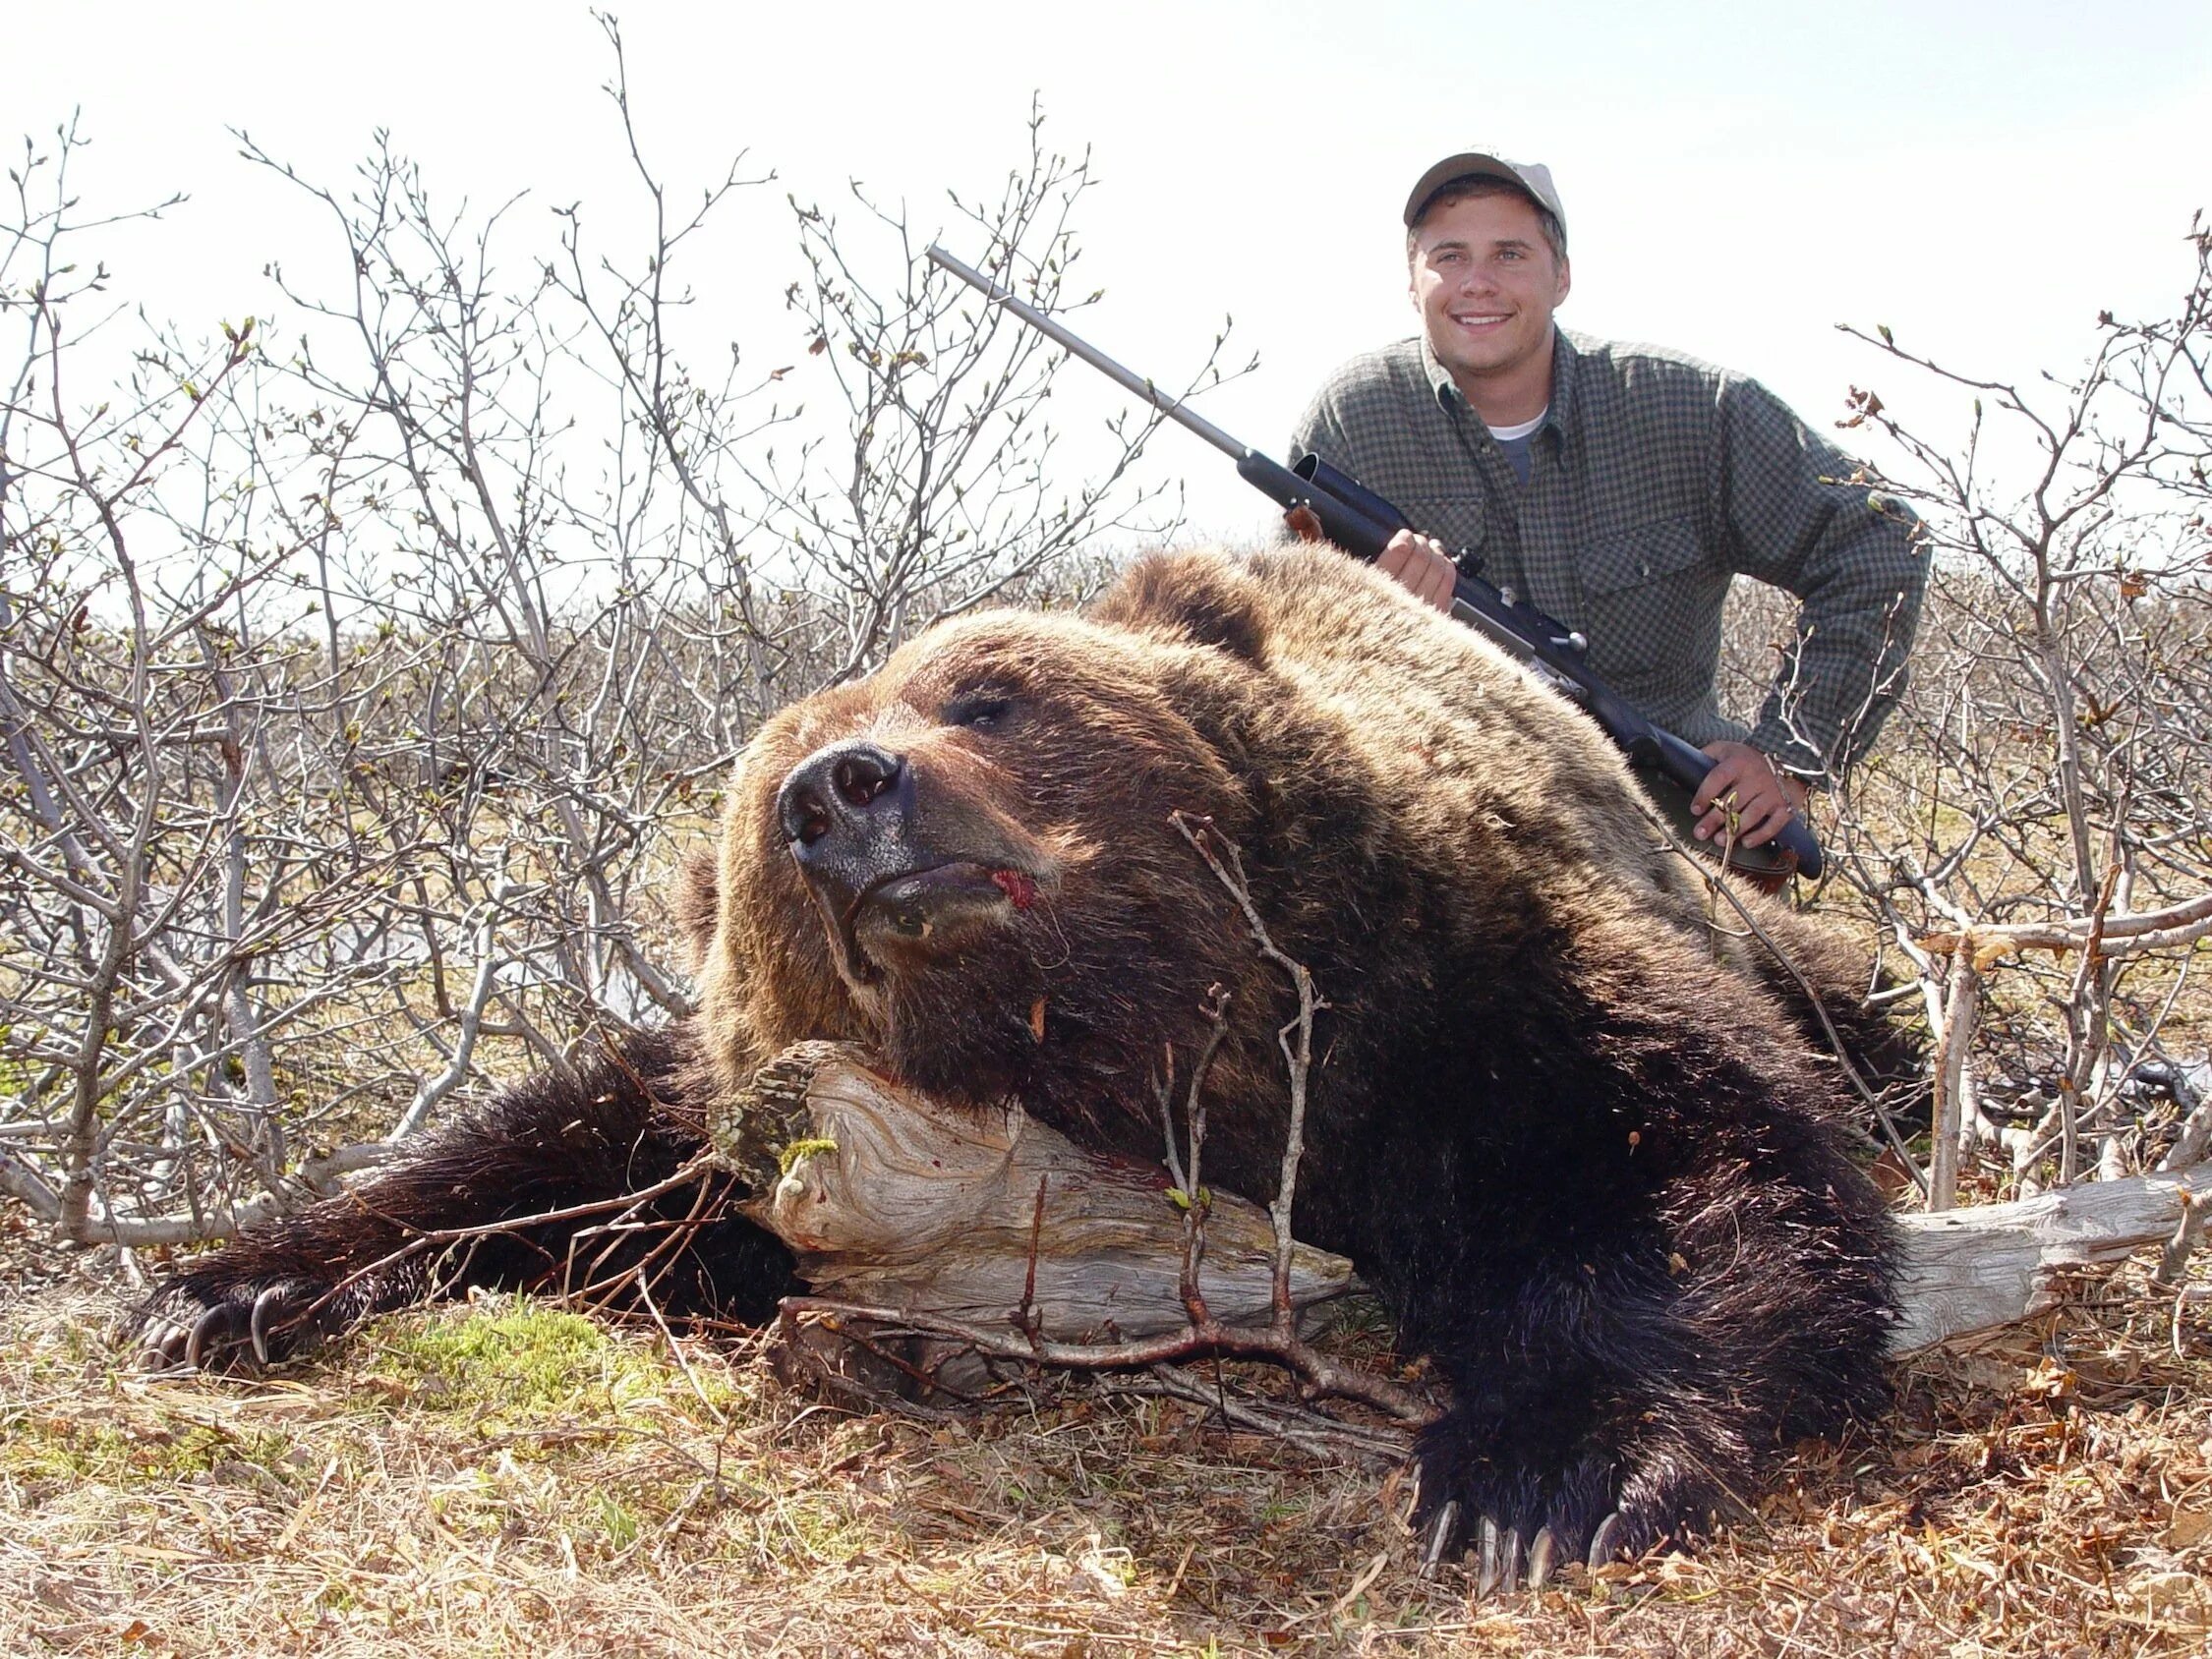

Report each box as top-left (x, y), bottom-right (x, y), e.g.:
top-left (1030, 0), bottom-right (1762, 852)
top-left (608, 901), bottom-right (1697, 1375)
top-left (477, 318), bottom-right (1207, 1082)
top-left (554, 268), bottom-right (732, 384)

top-left (5, 1140), bottom-right (398, 1247)
top-left (716, 1042), bottom-right (2209, 1377)
top-left (703, 1043), bottom-right (1402, 1403)
top-left (1891, 1163), bottom-right (2212, 1350)
top-left (1102, 1364), bottom-right (1415, 1462)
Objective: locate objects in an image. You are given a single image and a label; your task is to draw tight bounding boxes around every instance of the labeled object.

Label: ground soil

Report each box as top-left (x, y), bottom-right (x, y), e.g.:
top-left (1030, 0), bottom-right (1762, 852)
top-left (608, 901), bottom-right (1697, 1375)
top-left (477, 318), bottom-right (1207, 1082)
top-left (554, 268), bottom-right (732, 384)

top-left (4, 1215), bottom-right (2208, 1659)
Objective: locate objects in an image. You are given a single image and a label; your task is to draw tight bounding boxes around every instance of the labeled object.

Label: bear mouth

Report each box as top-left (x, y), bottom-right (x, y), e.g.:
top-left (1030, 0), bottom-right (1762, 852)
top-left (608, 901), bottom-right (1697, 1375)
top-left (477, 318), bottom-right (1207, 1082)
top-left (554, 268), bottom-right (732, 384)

top-left (830, 858), bottom-right (1037, 986)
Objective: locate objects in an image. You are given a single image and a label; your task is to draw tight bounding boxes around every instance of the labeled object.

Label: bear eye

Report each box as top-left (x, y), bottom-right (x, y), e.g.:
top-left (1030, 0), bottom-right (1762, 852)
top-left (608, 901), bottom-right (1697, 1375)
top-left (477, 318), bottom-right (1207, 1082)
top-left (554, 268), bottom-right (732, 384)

top-left (947, 694), bottom-right (1015, 732)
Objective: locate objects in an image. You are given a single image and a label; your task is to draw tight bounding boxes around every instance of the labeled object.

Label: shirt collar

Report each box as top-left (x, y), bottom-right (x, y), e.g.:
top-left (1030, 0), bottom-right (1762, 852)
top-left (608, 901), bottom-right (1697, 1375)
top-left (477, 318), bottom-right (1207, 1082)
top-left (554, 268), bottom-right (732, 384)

top-left (1422, 328), bottom-right (1578, 436)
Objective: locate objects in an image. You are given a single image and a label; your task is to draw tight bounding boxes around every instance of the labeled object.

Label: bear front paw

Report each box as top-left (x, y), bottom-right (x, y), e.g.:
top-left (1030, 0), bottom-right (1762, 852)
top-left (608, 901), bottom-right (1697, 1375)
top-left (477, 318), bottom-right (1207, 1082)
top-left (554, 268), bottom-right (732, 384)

top-left (1411, 1410), bottom-right (1701, 1592)
top-left (1412, 1496), bottom-right (1627, 1592)
top-left (135, 1278), bottom-right (332, 1373)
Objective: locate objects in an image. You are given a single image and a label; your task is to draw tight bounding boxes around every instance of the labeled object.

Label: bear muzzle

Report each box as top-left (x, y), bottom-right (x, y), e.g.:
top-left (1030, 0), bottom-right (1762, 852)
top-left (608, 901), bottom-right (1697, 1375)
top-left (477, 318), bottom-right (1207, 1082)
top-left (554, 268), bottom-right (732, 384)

top-left (777, 736), bottom-right (1038, 986)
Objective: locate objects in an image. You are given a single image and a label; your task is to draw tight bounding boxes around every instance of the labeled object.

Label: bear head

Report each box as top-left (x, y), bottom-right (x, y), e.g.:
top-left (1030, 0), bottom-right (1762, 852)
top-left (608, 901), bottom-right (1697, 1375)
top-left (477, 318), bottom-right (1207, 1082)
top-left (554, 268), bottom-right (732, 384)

top-left (688, 596), bottom-right (1307, 1133)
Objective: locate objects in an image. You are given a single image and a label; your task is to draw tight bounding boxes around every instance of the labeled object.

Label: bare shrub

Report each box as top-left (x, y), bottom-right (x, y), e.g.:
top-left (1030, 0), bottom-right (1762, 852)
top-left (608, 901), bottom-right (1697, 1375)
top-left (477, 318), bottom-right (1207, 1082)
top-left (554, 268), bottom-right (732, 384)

top-left (1726, 218), bottom-right (2212, 1211)
top-left (0, 37), bottom-right (1209, 1245)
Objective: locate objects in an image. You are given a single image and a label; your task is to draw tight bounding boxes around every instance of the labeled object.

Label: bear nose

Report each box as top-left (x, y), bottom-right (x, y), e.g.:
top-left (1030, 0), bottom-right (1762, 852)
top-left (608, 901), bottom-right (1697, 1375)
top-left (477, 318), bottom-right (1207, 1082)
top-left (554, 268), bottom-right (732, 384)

top-left (777, 739), bottom-right (910, 849)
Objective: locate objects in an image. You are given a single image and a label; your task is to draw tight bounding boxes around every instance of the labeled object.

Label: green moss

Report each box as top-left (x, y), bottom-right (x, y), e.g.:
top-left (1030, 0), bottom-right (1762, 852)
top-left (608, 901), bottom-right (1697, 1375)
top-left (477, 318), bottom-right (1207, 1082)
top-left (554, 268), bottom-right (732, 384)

top-left (368, 1301), bottom-right (690, 1428)
top-left (0, 1412), bottom-right (292, 1488)
top-left (777, 1136), bottom-right (839, 1175)
top-left (773, 1491), bottom-right (874, 1565)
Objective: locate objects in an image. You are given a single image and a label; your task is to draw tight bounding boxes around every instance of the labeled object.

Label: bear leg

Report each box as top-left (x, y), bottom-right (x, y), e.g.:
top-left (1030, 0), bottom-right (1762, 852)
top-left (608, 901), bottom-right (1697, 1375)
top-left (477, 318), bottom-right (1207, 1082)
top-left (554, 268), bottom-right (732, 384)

top-left (1405, 1150), bottom-right (1893, 1588)
top-left (1407, 1263), bottom-right (1722, 1584)
top-left (134, 1028), bottom-right (796, 1371)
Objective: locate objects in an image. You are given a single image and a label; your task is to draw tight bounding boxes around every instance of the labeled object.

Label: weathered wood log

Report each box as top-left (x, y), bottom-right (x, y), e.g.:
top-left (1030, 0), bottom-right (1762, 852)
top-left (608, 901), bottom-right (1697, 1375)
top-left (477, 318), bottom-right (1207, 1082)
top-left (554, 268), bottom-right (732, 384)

top-left (708, 1044), bottom-right (2209, 1362)
top-left (1891, 1166), bottom-right (2212, 1352)
top-left (706, 1042), bottom-right (1356, 1342)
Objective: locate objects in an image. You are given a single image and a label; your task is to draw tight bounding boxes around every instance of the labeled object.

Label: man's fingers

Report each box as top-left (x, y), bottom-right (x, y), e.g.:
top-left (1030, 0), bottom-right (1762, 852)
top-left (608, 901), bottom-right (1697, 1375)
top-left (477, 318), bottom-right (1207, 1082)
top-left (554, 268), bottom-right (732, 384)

top-left (1689, 741), bottom-right (1813, 849)
top-left (1375, 530), bottom-right (1421, 580)
top-left (1735, 796), bottom-right (1792, 847)
top-left (1692, 754), bottom-right (1751, 816)
top-left (1376, 532), bottom-right (1456, 613)
top-left (1697, 784), bottom-right (1792, 845)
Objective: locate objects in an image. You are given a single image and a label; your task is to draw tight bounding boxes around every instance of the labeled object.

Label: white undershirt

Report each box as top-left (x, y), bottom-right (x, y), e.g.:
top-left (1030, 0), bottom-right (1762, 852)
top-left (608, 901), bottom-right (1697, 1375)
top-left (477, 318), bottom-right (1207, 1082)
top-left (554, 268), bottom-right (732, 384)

top-left (1486, 408), bottom-right (1548, 442)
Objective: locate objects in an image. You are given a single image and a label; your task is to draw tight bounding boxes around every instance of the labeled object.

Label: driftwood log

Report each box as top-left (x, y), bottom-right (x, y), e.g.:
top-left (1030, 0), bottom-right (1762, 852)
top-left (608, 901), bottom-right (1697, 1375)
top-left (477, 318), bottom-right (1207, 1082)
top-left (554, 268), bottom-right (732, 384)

top-left (708, 1044), bottom-right (2208, 1366)
top-left (707, 1042), bottom-right (1356, 1343)
top-left (1892, 1167), bottom-right (2211, 1351)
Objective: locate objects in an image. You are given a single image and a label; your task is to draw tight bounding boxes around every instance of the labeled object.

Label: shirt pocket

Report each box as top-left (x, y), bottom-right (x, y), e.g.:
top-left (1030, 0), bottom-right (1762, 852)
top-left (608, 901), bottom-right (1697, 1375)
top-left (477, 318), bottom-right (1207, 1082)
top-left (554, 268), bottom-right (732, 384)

top-left (1579, 517), bottom-right (1717, 691)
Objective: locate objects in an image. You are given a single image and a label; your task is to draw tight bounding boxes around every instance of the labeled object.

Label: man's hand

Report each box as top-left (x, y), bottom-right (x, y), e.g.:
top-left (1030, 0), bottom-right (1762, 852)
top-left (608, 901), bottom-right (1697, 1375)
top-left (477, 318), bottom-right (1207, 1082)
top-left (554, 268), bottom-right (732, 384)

top-left (1692, 740), bottom-right (1809, 849)
top-left (1285, 511), bottom-right (1457, 612)
top-left (1374, 529), bottom-right (1458, 612)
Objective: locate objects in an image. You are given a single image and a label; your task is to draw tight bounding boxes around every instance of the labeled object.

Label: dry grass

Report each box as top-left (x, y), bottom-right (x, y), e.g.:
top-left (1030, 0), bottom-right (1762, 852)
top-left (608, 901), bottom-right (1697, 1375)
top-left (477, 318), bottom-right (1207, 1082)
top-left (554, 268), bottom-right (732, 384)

top-left (5, 1218), bottom-right (2209, 1659)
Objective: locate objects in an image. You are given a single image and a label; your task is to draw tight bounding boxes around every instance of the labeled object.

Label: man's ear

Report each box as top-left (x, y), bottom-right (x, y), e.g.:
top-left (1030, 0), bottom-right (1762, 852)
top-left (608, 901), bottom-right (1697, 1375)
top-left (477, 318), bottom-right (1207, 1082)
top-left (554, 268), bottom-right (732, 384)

top-left (1554, 255), bottom-right (1572, 308)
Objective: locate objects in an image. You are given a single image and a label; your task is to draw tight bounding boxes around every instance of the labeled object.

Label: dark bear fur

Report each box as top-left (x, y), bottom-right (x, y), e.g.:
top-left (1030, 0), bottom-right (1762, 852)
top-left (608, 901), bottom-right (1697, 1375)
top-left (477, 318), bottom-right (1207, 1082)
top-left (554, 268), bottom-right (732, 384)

top-left (135, 1030), bottom-right (798, 1365)
top-left (136, 543), bottom-right (1900, 1568)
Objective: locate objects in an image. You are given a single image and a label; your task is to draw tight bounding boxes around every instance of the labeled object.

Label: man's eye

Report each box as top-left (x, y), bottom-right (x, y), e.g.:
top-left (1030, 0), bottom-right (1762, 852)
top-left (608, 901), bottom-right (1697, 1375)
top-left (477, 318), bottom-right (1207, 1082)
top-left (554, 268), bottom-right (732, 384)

top-left (949, 696), bottom-right (1014, 730)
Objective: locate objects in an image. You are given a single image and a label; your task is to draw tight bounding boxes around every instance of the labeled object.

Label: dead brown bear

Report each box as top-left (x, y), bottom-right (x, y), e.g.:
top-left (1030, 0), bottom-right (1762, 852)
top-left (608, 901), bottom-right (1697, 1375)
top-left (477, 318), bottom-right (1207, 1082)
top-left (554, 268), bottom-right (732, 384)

top-left (137, 543), bottom-right (1900, 1578)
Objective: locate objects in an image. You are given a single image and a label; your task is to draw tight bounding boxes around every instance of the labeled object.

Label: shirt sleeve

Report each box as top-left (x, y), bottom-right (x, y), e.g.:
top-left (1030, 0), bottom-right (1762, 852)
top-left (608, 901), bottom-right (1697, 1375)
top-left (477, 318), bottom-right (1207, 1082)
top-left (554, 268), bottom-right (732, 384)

top-left (1707, 375), bottom-right (1927, 779)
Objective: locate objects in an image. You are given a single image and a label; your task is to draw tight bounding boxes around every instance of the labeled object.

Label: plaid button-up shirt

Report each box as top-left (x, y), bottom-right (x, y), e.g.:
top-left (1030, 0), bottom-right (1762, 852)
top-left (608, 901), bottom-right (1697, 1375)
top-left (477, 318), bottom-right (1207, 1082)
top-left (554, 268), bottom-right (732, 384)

top-left (1290, 329), bottom-right (1925, 778)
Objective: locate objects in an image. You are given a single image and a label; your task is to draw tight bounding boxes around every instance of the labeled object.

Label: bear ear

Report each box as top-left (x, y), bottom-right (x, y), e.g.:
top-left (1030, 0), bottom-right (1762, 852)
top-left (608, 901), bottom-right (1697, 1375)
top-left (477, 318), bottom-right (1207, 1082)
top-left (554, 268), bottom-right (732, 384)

top-left (1091, 551), bottom-right (1269, 665)
top-left (672, 847), bottom-right (721, 969)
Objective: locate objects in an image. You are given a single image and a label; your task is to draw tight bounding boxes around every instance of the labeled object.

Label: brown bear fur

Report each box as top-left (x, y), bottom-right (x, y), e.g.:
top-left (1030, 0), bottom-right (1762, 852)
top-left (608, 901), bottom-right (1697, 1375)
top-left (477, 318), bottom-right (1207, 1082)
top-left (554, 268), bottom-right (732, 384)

top-left (137, 543), bottom-right (1899, 1568)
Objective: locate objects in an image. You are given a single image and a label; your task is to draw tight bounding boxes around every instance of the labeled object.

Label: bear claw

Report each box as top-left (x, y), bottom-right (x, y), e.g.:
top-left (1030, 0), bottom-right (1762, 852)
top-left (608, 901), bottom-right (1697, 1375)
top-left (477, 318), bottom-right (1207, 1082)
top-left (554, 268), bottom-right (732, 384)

top-left (1439, 1511), bottom-right (1618, 1595)
top-left (1418, 1501), bottom-right (1460, 1577)
top-left (138, 1282), bottom-right (320, 1373)
top-left (1587, 1511), bottom-right (1624, 1573)
top-left (1476, 1518), bottom-right (1524, 1597)
top-left (184, 1305), bottom-right (227, 1370)
top-left (1525, 1525), bottom-right (1556, 1589)
top-left (248, 1284), bottom-right (292, 1365)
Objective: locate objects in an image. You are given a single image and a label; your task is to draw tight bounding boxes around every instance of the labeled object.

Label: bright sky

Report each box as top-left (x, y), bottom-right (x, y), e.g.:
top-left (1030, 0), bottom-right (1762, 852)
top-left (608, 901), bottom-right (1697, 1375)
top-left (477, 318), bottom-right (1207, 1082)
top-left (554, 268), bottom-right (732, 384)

top-left (11, 0), bottom-right (2210, 542)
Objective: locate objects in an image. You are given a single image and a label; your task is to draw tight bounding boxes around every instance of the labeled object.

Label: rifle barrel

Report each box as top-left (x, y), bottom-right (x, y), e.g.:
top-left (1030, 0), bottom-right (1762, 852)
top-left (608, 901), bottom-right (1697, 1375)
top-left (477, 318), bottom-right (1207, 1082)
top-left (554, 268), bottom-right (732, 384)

top-left (925, 245), bottom-right (1248, 464)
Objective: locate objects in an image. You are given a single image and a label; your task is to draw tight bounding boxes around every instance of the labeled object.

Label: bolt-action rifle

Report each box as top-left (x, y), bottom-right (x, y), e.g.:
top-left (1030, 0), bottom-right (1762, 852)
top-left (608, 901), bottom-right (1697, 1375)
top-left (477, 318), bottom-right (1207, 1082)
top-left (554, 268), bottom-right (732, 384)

top-left (925, 244), bottom-right (1822, 881)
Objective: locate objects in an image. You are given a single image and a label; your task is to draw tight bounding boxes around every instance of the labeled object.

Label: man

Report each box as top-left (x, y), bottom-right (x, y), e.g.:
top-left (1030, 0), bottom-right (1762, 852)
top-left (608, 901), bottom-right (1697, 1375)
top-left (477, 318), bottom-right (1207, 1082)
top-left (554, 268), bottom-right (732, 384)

top-left (1292, 151), bottom-right (1924, 855)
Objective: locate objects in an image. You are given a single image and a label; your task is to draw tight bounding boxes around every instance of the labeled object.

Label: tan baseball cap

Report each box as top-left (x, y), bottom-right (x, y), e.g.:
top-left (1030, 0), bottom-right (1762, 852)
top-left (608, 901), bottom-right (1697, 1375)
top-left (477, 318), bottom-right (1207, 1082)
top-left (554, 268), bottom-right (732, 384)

top-left (1404, 150), bottom-right (1566, 241)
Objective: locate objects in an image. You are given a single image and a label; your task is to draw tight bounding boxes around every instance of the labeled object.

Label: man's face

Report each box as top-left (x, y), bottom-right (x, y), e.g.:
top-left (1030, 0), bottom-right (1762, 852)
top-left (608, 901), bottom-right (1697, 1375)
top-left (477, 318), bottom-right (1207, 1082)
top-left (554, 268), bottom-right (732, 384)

top-left (1408, 191), bottom-right (1571, 402)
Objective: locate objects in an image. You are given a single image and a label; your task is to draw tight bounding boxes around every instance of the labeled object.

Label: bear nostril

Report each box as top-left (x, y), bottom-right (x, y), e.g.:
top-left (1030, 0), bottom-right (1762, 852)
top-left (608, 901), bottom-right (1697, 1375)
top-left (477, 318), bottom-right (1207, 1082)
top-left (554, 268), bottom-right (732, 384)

top-left (778, 740), bottom-right (909, 848)
top-left (832, 749), bottom-right (901, 810)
